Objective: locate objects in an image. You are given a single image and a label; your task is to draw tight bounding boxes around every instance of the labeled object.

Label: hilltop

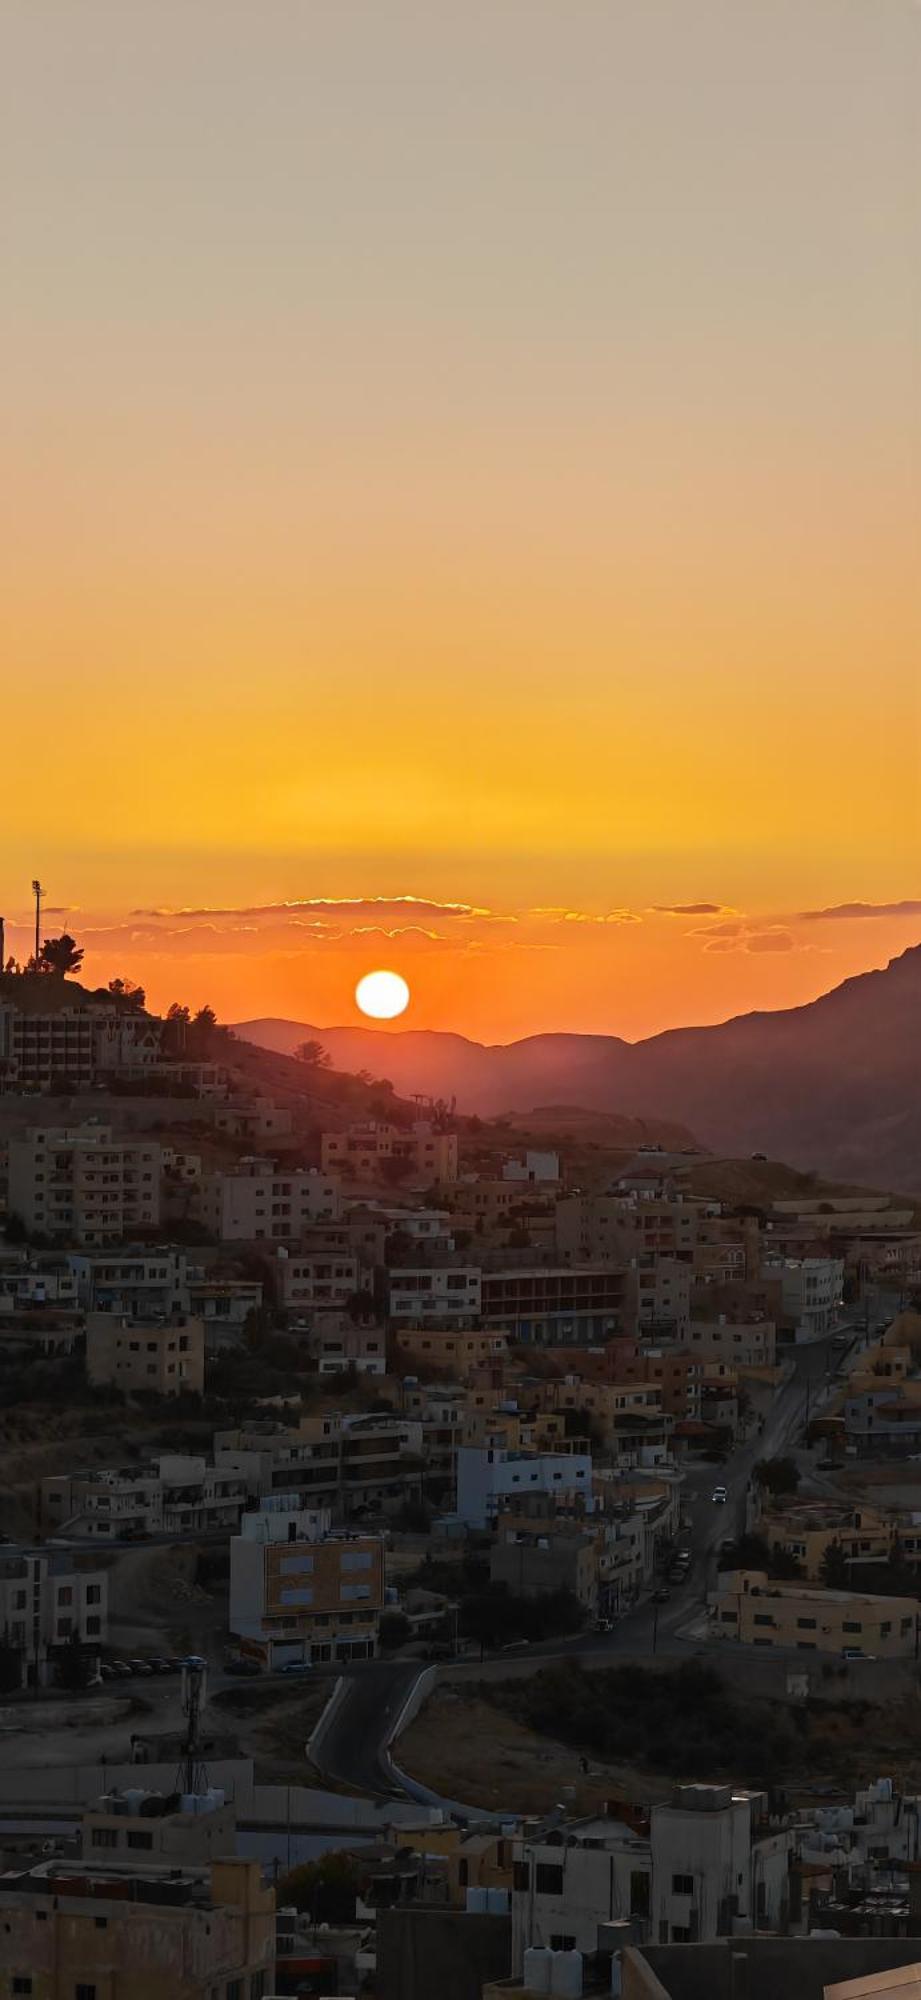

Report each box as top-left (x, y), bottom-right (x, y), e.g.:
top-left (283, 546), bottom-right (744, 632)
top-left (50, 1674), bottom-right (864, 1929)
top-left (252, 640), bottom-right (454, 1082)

top-left (237, 942), bottom-right (921, 1191)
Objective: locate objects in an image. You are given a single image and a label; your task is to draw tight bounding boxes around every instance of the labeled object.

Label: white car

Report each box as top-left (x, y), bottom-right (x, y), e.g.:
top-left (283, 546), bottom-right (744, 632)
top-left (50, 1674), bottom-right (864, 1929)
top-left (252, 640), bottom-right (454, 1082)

top-left (711, 1486), bottom-right (728, 1504)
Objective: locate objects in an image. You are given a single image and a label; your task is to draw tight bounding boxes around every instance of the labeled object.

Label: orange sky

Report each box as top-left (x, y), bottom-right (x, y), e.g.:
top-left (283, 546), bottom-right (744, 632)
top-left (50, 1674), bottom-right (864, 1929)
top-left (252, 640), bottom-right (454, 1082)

top-left (1, 1), bottom-right (918, 1042)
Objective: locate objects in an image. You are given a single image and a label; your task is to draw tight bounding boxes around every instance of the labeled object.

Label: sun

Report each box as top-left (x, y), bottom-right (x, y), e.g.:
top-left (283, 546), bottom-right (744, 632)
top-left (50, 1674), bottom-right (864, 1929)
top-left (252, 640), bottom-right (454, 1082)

top-left (355, 968), bottom-right (410, 1020)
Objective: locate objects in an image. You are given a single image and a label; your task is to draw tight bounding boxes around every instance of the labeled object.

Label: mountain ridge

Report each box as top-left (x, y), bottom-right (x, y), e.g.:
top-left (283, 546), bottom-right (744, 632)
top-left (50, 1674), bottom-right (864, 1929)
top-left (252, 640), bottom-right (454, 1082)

top-left (235, 943), bottom-right (921, 1191)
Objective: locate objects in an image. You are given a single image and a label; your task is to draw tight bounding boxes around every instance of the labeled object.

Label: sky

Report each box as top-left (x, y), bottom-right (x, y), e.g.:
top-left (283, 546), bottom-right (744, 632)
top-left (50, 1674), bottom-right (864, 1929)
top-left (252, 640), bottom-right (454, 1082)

top-left (1, 1), bottom-right (919, 1042)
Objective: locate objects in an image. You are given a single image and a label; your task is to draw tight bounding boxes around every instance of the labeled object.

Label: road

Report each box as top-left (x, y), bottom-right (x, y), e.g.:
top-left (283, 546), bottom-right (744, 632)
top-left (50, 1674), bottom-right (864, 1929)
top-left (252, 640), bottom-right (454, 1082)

top-left (311, 1318), bottom-right (882, 1797)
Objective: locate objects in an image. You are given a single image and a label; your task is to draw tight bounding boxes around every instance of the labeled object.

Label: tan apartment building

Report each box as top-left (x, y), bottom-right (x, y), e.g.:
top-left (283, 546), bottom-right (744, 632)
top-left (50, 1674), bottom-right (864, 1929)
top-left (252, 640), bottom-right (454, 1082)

top-left (490, 1519), bottom-right (600, 1616)
top-left (321, 1119), bottom-right (458, 1183)
top-left (229, 1496), bottom-right (384, 1668)
top-left (763, 1502), bottom-right (896, 1580)
top-left (0, 1856), bottom-right (274, 2000)
top-left (195, 1157), bottom-right (341, 1239)
top-left (8, 1122), bottom-right (160, 1244)
top-left (713, 1569), bottom-right (920, 1656)
top-left (276, 1247), bottom-right (361, 1310)
top-left (86, 1311), bottom-right (205, 1397)
top-left (688, 1316), bottom-right (776, 1368)
top-left (393, 1325), bottom-right (510, 1377)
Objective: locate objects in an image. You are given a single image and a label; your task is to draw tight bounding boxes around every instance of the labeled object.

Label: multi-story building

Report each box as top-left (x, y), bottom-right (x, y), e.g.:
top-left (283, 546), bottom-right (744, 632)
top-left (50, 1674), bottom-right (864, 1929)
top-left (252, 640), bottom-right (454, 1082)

top-left (636, 1255), bottom-right (691, 1339)
top-left (8, 1123), bottom-right (160, 1244)
top-left (490, 1520), bottom-right (599, 1617)
top-left (761, 1502), bottom-right (896, 1580)
top-left (479, 1265), bottom-right (634, 1346)
top-left (213, 1095), bottom-right (294, 1142)
top-left (215, 1410), bottom-right (429, 1518)
top-left (321, 1119), bottom-right (458, 1184)
top-left (387, 1266), bottom-right (482, 1326)
top-left (0, 1857), bottom-right (274, 1998)
top-left (393, 1326), bottom-right (509, 1376)
top-left (195, 1157), bottom-right (341, 1239)
top-left (276, 1247), bottom-right (362, 1311)
top-left (42, 1452), bottom-right (249, 1540)
top-left (771, 1257), bottom-right (844, 1339)
top-left (455, 1443), bottom-right (593, 1529)
top-left (306, 1314), bottom-right (388, 1376)
top-left (0, 998), bottom-right (161, 1092)
top-left (687, 1318), bottom-right (776, 1368)
top-left (229, 1496), bottom-right (385, 1668)
top-left (712, 1569), bottom-right (919, 1656)
top-left (81, 1784), bottom-right (237, 1869)
top-left (0, 1546), bottom-right (107, 1686)
top-left (86, 1311), bottom-right (205, 1397)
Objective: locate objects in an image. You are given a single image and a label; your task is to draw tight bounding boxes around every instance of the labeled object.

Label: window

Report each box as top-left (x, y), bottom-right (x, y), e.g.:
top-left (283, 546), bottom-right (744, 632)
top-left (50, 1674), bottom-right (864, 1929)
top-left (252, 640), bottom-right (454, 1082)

top-left (76, 1987), bottom-right (97, 2000)
top-left (796, 1618), bottom-right (817, 1630)
top-left (226, 1984), bottom-right (243, 2000)
top-left (535, 1863), bottom-right (564, 1895)
top-left (341, 1550), bottom-right (372, 1572)
top-left (842, 1621), bottom-right (862, 1635)
top-left (753, 1614), bottom-right (774, 1627)
top-left (13, 1979), bottom-right (32, 1995)
top-left (127, 1829), bottom-right (153, 1850)
top-left (92, 1828), bottom-right (118, 1848)
top-left (672, 1874), bottom-right (694, 1896)
top-left (341, 1583), bottom-right (370, 1601)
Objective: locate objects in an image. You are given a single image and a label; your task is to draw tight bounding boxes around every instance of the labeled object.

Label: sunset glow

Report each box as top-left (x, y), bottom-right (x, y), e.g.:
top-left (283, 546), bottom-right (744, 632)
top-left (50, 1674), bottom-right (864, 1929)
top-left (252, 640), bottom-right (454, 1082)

top-left (355, 970), bottom-right (411, 1022)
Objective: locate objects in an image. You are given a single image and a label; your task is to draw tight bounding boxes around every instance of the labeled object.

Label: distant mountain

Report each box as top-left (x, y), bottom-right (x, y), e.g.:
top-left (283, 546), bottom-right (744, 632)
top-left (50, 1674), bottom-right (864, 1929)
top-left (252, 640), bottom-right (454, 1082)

top-left (236, 943), bottom-right (921, 1190)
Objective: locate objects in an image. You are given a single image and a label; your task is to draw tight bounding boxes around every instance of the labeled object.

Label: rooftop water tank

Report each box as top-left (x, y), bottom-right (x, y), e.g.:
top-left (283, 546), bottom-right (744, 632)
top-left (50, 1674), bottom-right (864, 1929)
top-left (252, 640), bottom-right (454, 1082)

top-left (523, 1947), bottom-right (553, 1994)
top-left (551, 1948), bottom-right (583, 1998)
top-left (486, 1887), bottom-right (509, 1914)
top-left (465, 1886), bottom-right (488, 1913)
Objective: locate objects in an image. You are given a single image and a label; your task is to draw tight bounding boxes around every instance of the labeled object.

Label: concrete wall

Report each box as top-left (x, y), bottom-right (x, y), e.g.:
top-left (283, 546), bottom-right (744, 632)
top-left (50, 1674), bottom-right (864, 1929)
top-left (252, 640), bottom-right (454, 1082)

top-left (378, 1908), bottom-right (511, 2000)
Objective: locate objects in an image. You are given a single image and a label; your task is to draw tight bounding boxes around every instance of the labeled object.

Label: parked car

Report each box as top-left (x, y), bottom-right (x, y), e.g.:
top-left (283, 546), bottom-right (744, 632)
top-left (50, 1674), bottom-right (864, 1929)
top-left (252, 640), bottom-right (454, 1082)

top-left (593, 1618), bottom-right (613, 1634)
top-left (652, 1587), bottom-right (670, 1604)
top-left (98, 1662), bottom-right (117, 1681)
top-left (179, 1655), bottom-right (207, 1671)
top-left (278, 1660), bottom-right (312, 1676)
top-left (110, 1661), bottom-right (133, 1678)
top-left (712, 1486), bottom-right (728, 1504)
top-left (129, 1659), bottom-right (154, 1676)
top-left (225, 1657), bottom-right (261, 1677)
top-left (148, 1658), bottom-right (174, 1675)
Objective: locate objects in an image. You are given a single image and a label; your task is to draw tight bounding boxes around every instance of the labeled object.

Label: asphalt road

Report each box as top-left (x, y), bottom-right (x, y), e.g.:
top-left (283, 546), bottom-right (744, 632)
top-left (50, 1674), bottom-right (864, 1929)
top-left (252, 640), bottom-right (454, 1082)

top-left (311, 1317), bottom-right (887, 1797)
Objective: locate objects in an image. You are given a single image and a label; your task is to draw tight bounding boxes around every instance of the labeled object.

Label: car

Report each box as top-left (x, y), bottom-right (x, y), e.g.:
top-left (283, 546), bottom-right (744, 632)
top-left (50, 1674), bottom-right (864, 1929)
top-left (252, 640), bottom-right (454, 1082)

top-left (712, 1487), bottom-right (728, 1504)
top-left (225, 1657), bottom-right (261, 1677)
top-left (148, 1658), bottom-right (174, 1675)
top-left (720, 1538), bottom-right (737, 1556)
top-left (98, 1662), bottom-right (117, 1680)
top-left (278, 1660), bottom-right (312, 1675)
top-left (129, 1659), bottom-right (154, 1676)
top-left (593, 1618), bottom-right (613, 1634)
top-left (841, 1648), bottom-right (871, 1661)
top-left (110, 1660), bottom-right (133, 1677)
top-left (667, 1568), bottom-right (687, 1584)
top-left (179, 1655), bottom-right (207, 1671)
top-left (652, 1587), bottom-right (670, 1603)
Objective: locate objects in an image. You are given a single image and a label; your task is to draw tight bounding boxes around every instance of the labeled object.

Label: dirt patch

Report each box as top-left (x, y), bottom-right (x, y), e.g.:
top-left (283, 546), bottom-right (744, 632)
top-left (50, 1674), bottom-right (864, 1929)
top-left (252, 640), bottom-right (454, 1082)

top-left (397, 1684), bottom-right (668, 1814)
top-left (209, 1681), bottom-right (329, 1781)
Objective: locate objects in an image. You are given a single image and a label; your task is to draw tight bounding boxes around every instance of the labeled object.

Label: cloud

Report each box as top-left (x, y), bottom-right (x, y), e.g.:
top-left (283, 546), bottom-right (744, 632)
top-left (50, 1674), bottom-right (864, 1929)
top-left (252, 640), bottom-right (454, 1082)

top-left (653, 902), bottom-right (731, 917)
top-left (134, 895), bottom-right (491, 922)
top-left (799, 899), bottom-right (921, 922)
top-left (697, 921), bottom-right (799, 955)
top-left (746, 929), bottom-right (796, 953)
top-left (690, 920), bottom-right (743, 940)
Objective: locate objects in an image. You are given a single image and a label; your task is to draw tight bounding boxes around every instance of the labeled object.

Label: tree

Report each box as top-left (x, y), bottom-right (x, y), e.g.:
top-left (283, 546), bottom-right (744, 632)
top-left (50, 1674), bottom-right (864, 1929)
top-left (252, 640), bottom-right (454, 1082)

top-left (108, 977), bottom-right (146, 1010)
top-left (295, 1039), bottom-right (331, 1069)
top-left (753, 1456), bottom-right (800, 1498)
top-left (277, 1853), bottom-right (364, 1923)
top-left (38, 934), bottom-right (84, 977)
top-left (820, 1540), bottom-right (851, 1588)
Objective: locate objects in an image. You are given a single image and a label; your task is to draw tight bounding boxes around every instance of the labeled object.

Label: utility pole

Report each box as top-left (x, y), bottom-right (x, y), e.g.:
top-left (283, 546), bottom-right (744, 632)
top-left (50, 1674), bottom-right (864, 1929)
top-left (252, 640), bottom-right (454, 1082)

top-left (31, 880), bottom-right (44, 968)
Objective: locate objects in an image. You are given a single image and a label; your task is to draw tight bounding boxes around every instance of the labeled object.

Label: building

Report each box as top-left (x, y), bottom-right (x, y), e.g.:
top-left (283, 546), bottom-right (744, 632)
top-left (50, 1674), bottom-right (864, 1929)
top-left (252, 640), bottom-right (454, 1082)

top-left (490, 1521), bottom-right (599, 1617)
top-left (81, 1784), bottom-right (236, 1869)
top-left (321, 1120), bottom-right (459, 1184)
top-left (387, 1266), bottom-right (482, 1326)
top-left (503, 1151), bottom-right (560, 1184)
top-left (762, 1503), bottom-right (896, 1580)
top-left (0, 998), bottom-right (161, 1092)
top-left (480, 1265), bottom-right (635, 1345)
top-left (86, 1311), bottom-right (205, 1397)
top-left (0, 1856), bottom-right (274, 1998)
top-left (213, 1095), bottom-right (294, 1142)
top-left (43, 1452), bottom-right (249, 1540)
top-left (0, 1545), bottom-right (107, 1687)
top-left (306, 1313), bottom-right (387, 1376)
top-left (636, 1256), bottom-right (691, 1339)
top-left (687, 1318), bottom-right (776, 1368)
top-left (195, 1158), bottom-right (341, 1239)
top-left (215, 1409), bottom-right (429, 1518)
top-left (275, 1247), bottom-right (362, 1311)
top-left (455, 1444), bottom-right (594, 1529)
top-left (712, 1570), bottom-right (920, 1657)
top-left (556, 1190), bottom-right (700, 1268)
top-left (393, 1326), bottom-right (509, 1376)
top-left (649, 1784), bottom-right (792, 1942)
top-left (229, 1496), bottom-right (385, 1668)
top-left (772, 1258), bottom-right (844, 1339)
top-left (8, 1123), bottom-right (161, 1244)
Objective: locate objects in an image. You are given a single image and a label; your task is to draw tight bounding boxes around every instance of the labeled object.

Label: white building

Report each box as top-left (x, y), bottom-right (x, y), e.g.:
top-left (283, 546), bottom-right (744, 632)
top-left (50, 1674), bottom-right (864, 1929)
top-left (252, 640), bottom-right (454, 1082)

top-left (0, 1546), bottom-right (107, 1687)
top-left (774, 1258), bottom-right (844, 1340)
top-left (276, 1248), bottom-right (362, 1311)
top-left (688, 1317), bottom-right (777, 1368)
top-left (42, 1452), bottom-right (249, 1540)
top-left (503, 1151), bottom-right (560, 1185)
top-left (8, 1123), bottom-right (160, 1245)
top-left (649, 1784), bottom-right (792, 1941)
top-left (195, 1159), bottom-right (341, 1240)
top-left (455, 1443), bottom-right (594, 1530)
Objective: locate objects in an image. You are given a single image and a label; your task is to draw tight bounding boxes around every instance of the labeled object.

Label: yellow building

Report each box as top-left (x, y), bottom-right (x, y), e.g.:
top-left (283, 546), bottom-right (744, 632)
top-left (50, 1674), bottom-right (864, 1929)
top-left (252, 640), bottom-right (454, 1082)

top-left (713, 1569), bottom-right (919, 1657)
top-left (0, 1856), bottom-right (274, 1999)
top-left (764, 1503), bottom-right (896, 1579)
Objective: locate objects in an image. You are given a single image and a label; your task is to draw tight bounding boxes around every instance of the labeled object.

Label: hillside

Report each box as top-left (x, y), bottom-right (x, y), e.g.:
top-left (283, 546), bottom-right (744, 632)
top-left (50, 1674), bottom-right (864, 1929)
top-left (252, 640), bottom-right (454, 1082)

top-left (236, 943), bottom-right (921, 1191)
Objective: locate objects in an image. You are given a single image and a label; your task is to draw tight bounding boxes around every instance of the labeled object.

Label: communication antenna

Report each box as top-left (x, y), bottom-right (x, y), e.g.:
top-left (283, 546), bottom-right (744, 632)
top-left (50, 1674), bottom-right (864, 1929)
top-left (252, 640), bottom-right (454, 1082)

top-left (177, 1660), bottom-right (209, 1797)
top-left (31, 880), bottom-right (44, 966)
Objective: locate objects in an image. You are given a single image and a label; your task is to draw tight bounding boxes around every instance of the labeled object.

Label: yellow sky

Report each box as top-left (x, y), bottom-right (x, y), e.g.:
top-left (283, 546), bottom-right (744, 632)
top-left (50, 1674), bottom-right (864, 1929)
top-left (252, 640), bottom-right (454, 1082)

top-left (1, 1), bottom-right (918, 1039)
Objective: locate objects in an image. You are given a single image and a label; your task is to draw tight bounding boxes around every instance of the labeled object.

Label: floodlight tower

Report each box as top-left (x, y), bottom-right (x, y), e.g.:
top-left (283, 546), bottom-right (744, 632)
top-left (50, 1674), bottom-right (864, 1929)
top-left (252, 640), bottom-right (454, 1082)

top-left (31, 880), bottom-right (44, 967)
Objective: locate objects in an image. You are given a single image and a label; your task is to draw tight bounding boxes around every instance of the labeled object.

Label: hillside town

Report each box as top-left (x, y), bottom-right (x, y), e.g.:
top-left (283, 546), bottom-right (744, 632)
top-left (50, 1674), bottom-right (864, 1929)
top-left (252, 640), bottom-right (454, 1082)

top-left (0, 956), bottom-right (920, 1999)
